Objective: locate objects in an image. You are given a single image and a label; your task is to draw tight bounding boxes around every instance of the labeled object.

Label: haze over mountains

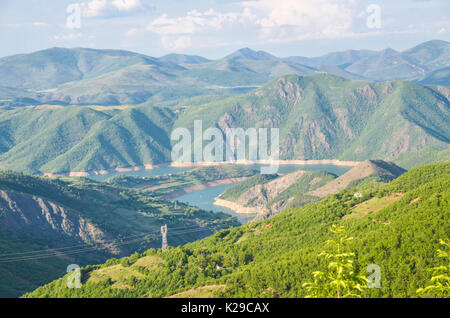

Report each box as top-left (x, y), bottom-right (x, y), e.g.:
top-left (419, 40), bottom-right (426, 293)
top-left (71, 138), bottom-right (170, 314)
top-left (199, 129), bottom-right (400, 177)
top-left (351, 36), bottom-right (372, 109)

top-left (0, 40), bottom-right (449, 106)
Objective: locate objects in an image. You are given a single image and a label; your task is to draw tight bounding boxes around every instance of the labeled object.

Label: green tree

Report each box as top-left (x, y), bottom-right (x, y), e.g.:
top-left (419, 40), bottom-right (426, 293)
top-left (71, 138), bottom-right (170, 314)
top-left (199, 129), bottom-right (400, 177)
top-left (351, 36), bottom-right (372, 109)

top-left (303, 225), bottom-right (368, 298)
top-left (417, 239), bottom-right (450, 298)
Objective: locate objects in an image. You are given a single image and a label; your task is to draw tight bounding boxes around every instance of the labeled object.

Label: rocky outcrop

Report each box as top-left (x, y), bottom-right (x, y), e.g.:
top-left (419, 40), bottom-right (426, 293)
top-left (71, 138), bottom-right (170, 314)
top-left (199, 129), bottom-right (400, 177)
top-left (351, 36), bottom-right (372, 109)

top-left (214, 170), bottom-right (322, 219)
top-left (216, 160), bottom-right (406, 222)
top-left (228, 170), bottom-right (307, 211)
top-left (0, 190), bottom-right (120, 254)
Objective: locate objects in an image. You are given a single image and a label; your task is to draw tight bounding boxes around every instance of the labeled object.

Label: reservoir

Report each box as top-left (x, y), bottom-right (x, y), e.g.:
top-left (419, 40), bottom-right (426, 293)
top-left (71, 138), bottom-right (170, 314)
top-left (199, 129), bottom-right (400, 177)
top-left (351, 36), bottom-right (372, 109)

top-left (89, 163), bottom-right (352, 224)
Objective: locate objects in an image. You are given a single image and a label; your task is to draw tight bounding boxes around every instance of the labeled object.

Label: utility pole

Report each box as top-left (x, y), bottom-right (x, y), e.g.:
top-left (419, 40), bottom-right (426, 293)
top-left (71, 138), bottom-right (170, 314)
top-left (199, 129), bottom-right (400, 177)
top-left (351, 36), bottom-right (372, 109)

top-left (161, 224), bottom-right (168, 251)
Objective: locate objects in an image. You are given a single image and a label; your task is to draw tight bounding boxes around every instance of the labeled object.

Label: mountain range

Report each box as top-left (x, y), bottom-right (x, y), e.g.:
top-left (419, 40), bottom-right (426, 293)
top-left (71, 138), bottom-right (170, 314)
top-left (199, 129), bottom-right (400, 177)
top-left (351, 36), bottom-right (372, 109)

top-left (0, 73), bottom-right (448, 174)
top-left (0, 40), bottom-right (449, 106)
top-left (175, 74), bottom-right (450, 167)
top-left (0, 39), bottom-right (448, 299)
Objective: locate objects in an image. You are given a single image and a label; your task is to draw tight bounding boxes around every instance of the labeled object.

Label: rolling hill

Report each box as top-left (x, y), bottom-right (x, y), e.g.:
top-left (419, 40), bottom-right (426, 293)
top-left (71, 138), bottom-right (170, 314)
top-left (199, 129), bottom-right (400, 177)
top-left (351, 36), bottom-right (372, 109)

top-left (23, 163), bottom-right (450, 298)
top-left (216, 160), bottom-right (405, 221)
top-left (1, 40), bottom-right (449, 106)
top-left (0, 170), bottom-right (239, 297)
top-left (0, 47), bottom-right (253, 105)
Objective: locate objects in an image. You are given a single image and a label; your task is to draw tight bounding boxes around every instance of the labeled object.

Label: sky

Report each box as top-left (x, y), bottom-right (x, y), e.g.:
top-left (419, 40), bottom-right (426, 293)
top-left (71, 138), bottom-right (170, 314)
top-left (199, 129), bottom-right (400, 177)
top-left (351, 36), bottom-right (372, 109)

top-left (0, 0), bottom-right (449, 59)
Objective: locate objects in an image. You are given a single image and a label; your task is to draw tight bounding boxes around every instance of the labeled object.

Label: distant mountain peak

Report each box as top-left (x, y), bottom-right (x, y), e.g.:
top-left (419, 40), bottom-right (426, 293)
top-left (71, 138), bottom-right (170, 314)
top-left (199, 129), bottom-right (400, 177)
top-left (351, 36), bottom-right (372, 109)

top-left (379, 48), bottom-right (398, 56)
top-left (226, 47), bottom-right (278, 61)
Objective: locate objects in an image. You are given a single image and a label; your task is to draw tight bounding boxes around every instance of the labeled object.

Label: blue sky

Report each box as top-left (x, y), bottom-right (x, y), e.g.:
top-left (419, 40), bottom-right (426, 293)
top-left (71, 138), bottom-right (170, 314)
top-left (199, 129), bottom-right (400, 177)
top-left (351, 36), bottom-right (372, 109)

top-left (0, 0), bottom-right (449, 58)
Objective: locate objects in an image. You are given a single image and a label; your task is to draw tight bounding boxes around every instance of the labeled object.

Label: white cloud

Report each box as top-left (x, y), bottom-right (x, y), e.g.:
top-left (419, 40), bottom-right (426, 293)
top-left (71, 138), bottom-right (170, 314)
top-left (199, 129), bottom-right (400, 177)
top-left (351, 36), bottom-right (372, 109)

top-left (147, 8), bottom-right (256, 49)
top-left (82, 0), bottom-right (142, 18)
top-left (146, 0), bottom-right (360, 49)
top-left (147, 0), bottom-right (420, 50)
top-left (112, 0), bottom-right (142, 11)
top-left (50, 33), bottom-right (83, 41)
top-left (243, 0), bottom-right (354, 40)
top-left (83, 0), bottom-right (109, 17)
top-left (147, 9), bottom-right (252, 36)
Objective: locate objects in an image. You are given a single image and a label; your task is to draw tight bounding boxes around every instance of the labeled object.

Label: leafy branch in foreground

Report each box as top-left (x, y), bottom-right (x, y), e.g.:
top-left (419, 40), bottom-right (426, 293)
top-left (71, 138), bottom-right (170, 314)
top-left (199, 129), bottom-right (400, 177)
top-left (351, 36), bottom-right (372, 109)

top-left (416, 239), bottom-right (450, 298)
top-left (303, 225), bottom-right (368, 298)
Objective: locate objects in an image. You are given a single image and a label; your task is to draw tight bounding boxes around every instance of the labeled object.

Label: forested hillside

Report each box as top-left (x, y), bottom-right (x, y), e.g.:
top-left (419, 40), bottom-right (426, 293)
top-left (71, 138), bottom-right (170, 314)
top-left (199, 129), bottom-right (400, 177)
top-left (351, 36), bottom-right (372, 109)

top-left (0, 105), bottom-right (175, 173)
top-left (216, 160), bottom-right (406, 221)
top-left (1, 73), bottom-right (448, 174)
top-left (175, 74), bottom-right (450, 165)
top-left (25, 163), bottom-right (449, 298)
top-left (217, 169), bottom-right (335, 218)
top-left (0, 170), bottom-right (238, 297)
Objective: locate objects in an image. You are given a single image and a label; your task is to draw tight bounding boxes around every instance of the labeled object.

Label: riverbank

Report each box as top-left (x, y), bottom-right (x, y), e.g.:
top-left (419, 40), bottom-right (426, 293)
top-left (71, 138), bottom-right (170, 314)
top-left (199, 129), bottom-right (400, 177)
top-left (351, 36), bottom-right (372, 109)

top-left (164, 177), bottom-right (248, 200)
top-left (213, 198), bottom-right (260, 214)
top-left (42, 159), bottom-right (360, 177)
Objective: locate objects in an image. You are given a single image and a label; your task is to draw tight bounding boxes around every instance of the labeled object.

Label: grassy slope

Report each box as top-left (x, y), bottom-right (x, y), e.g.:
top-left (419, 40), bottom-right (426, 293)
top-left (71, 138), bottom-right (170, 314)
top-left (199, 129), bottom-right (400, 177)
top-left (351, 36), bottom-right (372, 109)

top-left (0, 170), bottom-right (239, 297)
top-left (24, 163), bottom-right (450, 298)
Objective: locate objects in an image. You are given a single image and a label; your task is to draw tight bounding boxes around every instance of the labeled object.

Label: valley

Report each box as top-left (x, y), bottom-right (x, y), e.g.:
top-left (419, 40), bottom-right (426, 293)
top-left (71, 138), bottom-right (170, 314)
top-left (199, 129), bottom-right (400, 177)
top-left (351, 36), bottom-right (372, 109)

top-left (0, 170), bottom-right (239, 297)
top-left (23, 163), bottom-right (450, 298)
top-left (0, 39), bottom-right (448, 300)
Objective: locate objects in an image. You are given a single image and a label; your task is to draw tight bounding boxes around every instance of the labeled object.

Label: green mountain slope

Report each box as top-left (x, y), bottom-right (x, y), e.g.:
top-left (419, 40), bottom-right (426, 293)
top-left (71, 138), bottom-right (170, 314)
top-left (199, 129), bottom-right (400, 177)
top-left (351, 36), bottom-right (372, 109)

top-left (308, 160), bottom-right (406, 198)
top-left (420, 67), bottom-right (450, 85)
top-left (0, 170), bottom-right (238, 297)
top-left (0, 47), bottom-right (254, 105)
top-left (218, 160), bottom-right (405, 221)
top-left (0, 105), bottom-right (175, 173)
top-left (24, 163), bottom-right (450, 298)
top-left (0, 73), bottom-right (448, 174)
top-left (175, 74), bottom-right (450, 164)
top-left (344, 48), bottom-right (427, 81)
top-left (217, 170), bottom-right (335, 217)
top-left (402, 40), bottom-right (450, 71)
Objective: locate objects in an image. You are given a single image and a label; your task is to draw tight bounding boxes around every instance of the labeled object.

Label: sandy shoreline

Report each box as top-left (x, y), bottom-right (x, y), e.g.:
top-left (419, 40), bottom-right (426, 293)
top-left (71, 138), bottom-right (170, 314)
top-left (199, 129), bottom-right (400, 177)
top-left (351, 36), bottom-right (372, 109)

top-left (164, 177), bottom-right (248, 200)
top-left (213, 198), bottom-right (260, 214)
top-left (42, 160), bottom-right (359, 177)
